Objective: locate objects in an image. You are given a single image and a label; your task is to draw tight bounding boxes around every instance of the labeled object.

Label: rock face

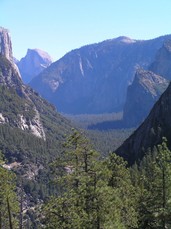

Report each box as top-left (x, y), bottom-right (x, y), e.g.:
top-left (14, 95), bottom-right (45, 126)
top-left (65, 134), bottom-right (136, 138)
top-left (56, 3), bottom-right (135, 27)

top-left (116, 82), bottom-right (171, 165)
top-left (29, 35), bottom-right (171, 114)
top-left (17, 49), bottom-right (52, 83)
top-left (0, 27), bottom-right (13, 62)
top-left (0, 55), bottom-right (22, 89)
top-left (122, 69), bottom-right (168, 127)
top-left (122, 39), bottom-right (171, 128)
top-left (0, 27), bottom-right (21, 77)
top-left (150, 39), bottom-right (171, 79)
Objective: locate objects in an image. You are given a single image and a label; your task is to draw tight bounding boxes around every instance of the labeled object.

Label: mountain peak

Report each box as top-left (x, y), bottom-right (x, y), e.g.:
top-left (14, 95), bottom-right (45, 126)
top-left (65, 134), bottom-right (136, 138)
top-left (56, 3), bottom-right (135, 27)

top-left (113, 36), bottom-right (136, 44)
top-left (27, 48), bottom-right (53, 62)
top-left (0, 27), bottom-right (22, 86)
top-left (17, 48), bottom-right (53, 83)
top-left (0, 27), bottom-right (13, 62)
top-left (0, 27), bottom-right (9, 33)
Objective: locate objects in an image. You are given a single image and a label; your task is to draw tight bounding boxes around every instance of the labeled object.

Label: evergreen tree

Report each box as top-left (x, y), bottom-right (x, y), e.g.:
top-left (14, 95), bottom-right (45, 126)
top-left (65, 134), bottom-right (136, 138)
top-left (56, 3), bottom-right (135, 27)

top-left (134, 138), bottom-right (171, 229)
top-left (43, 130), bottom-right (138, 228)
top-left (107, 153), bottom-right (138, 228)
top-left (0, 152), bottom-right (19, 229)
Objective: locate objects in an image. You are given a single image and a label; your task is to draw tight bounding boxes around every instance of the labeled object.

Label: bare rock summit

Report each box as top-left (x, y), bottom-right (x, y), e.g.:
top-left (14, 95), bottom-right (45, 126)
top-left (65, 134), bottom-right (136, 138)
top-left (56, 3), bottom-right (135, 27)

top-left (17, 48), bottom-right (53, 83)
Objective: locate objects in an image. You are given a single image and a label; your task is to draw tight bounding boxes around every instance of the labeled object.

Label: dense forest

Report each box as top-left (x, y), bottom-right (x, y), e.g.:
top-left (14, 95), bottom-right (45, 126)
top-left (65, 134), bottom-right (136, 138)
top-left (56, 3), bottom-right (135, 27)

top-left (1, 130), bottom-right (171, 228)
top-left (64, 113), bottom-right (134, 156)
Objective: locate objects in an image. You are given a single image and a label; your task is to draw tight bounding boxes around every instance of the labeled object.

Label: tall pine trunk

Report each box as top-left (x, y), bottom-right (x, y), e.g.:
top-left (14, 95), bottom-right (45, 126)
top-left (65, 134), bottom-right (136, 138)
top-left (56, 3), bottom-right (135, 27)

top-left (7, 196), bottom-right (13, 229)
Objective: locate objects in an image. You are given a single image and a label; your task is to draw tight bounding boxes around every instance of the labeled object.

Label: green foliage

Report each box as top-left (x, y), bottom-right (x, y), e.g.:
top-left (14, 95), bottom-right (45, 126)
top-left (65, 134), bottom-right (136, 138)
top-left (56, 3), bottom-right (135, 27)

top-left (64, 112), bottom-right (134, 156)
top-left (85, 128), bottom-right (134, 157)
top-left (0, 152), bottom-right (19, 228)
top-left (0, 84), bottom-right (72, 203)
top-left (43, 130), bottom-right (138, 228)
top-left (0, 85), bottom-right (35, 123)
top-left (107, 153), bottom-right (138, 228)
top-left (64, 112), bottom-right (123, 129)
top-left (131, 138), bottom-right (171, 228)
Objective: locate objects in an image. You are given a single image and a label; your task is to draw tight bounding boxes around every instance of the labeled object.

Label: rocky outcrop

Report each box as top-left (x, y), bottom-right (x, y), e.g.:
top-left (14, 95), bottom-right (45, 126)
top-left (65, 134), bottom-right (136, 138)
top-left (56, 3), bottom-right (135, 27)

top-left (0, 55), bottom-right (23, 89)
top-left (0, 27), bottom-right (21, 79)
top-left (17, 109), bottom-right (46, 140)
top-left (17, 49), bottom-right (52, 83)
top-left (116, 82), bottom-right (171, 165)
top-left (29, 34), bottom-right (171, 114)
top-left (122, 69), bottom-right (168, 127)
top-left (0, 27), bottom-right (13, 62)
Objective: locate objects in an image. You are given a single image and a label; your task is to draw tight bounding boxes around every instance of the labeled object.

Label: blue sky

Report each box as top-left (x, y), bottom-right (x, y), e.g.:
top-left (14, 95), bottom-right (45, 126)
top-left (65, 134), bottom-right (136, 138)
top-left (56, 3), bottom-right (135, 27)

top-left (1, 0), bottom-right (171, 61)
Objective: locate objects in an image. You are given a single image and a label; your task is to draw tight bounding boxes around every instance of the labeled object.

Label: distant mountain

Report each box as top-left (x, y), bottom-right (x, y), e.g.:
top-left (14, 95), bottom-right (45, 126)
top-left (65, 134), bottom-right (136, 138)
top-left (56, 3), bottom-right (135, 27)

top-left (116, 81), bottom-right (171, 165)
top-left (122, 69), bottom-right (169, 127)
top-left (122, 39), bottom-right (171, 128)
top-left (29, 35), bottom-right (171, 114)
top-left (17, 48), bottom-right (52, 83)
top-left (150, 39), bottom-right (171, 79)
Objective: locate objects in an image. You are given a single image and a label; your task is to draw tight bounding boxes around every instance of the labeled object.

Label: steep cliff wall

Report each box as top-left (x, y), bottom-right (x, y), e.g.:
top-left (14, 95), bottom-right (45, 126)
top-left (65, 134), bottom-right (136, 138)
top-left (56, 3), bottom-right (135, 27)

top-left (0, 27), bottom-right (13, 62)
top-left (122, 69), bottom-right (168, 127)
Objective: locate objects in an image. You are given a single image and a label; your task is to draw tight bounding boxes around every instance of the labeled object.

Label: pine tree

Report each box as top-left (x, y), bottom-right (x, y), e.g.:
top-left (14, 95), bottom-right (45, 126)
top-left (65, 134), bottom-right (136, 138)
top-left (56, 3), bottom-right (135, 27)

top-left (43, 130), bottom-right (138, 228)
top-left (0, 152), bottom-right (19, 229)
top-left (43, 130), bottom-right (107, 228)
top-left (134, 138), bottom-right (171, 229)
top-left (107, 153), bottom-right (138, 228)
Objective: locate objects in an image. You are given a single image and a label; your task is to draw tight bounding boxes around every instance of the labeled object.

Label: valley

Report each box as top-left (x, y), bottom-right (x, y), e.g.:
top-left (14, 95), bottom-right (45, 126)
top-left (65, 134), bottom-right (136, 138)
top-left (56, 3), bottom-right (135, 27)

top-left (1, 24), bottom-right (171, 228)
top-left (63, 112), bottom-right (134, 156)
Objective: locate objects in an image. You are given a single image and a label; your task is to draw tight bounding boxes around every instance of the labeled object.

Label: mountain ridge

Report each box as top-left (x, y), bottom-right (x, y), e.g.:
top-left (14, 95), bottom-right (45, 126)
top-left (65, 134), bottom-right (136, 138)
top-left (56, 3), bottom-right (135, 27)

top-left (30, 34), bottom-right (171, 114)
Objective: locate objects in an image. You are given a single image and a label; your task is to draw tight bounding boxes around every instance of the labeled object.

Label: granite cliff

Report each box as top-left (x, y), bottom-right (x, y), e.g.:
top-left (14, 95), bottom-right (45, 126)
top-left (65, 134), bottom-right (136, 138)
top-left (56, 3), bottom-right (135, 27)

top-left (122, 69), bottom-right (168, 127)
top-left (0, 27), bottom-right (13, 62)
top-left (0, 27), bottom-right (21, 77)
top-left (122, 39), bottom-right (171, 128)
top-left (17, 48), bottom-right (52, 83)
